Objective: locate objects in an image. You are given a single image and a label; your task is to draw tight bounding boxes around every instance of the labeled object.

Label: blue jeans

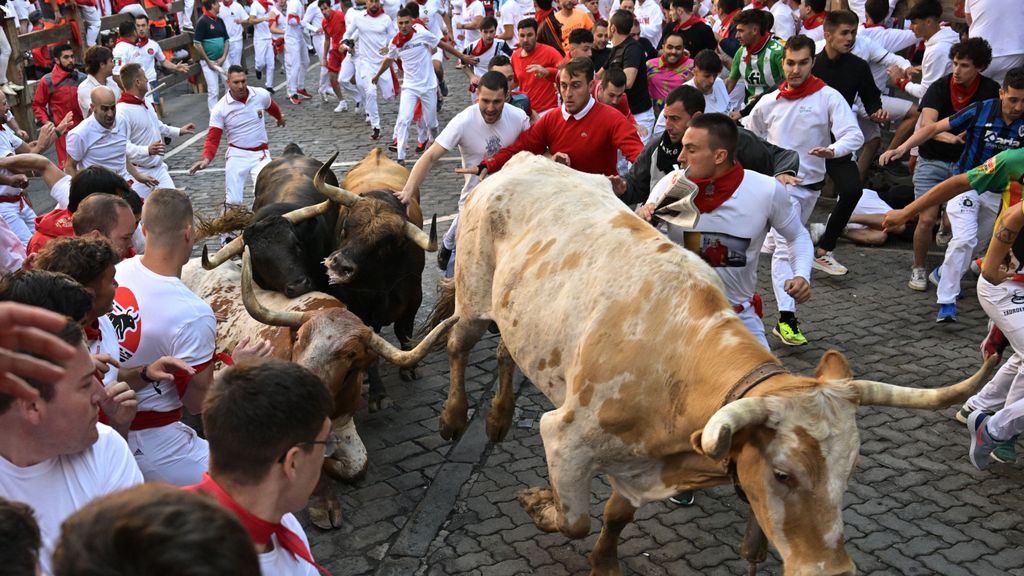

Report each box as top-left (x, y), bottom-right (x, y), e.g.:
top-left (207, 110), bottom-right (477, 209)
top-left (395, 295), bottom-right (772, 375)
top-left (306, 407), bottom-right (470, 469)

top-left (913, 157), bottom-right (958, 199)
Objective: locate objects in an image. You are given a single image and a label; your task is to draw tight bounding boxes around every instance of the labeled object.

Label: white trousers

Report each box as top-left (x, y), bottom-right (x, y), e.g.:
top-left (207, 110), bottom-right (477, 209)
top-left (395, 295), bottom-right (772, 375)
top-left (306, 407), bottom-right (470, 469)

top-left (200, 60), bottom-right (225, 111)
top-left (128, 421), bottom-right (209, 486)
top-left (736, 303), bottom-right (770, 350)
top-left (985, 54), bottom-right (1024, 86)
top-left (311, 32), bottom-right (330, 95)
top-left (340, 55), bottom-right (362, 105)
top-left (225, 37), bottom-right (243, 69)
top-left (285, 35), bottom-right (308, 95)
top-left (178, 0), bottom-right (195, 30)
top-left (356, 61), bottom-right (396, 130)
top-left (394, 87), bottom-right (437, 160)
top-left (254, 38), bottom-right (275, 88)
top-left (224, 146), bottom-right (271, 205)
top-left (0, 198), bottom-right (35, 245)
top-left (936, 190), bottom-right (999, 304)
top-left (80, 4), bottom-right (101, 46)
top-left (138, 162), bottom-right (176, 190)
top-left (975, 276), bottom-right (1024, 440)
top-left (770, 184), bottom-right (818, 314)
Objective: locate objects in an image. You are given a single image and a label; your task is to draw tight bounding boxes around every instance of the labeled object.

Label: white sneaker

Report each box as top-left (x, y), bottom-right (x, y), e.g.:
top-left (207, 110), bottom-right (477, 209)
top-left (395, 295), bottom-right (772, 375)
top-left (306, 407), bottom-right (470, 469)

top-left (334, 100), bottom-right (348, 112)
top-left (909, 267), bottom-right (928, 291)
top-left (936, 227), bottom-right (952, 247)
top-left (813, 251), bottom-right (848, 276)
top-left (808, 222), bottom-right (826, 245)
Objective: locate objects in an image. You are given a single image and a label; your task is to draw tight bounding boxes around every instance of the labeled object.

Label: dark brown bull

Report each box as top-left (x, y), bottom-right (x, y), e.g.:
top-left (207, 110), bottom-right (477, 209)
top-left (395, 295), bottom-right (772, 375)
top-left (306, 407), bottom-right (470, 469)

top-left (313, 149), bottom-right (437, 409)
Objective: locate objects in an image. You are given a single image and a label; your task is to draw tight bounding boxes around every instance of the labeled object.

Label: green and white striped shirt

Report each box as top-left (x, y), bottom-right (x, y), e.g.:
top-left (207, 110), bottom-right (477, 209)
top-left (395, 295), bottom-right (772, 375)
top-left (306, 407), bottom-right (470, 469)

top-left (729, 36), bottom-right (785, 104)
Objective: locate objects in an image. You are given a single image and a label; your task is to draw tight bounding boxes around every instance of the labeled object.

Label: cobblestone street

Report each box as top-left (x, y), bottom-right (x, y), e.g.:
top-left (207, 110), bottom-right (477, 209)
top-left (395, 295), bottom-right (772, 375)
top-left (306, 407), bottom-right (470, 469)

top-left (30, 60), bottom-right (1024, 575)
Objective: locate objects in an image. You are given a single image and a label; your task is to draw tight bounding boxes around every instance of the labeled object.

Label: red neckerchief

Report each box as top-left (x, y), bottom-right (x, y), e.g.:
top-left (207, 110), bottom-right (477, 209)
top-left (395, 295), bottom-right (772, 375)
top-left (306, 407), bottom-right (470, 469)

top-left (692, 161), bottom-right (745, 213)
top-left (743, 33), bottom-right (772, 64)
top-left (201, 7), bottom-right (218, 18)
top-left (673, 13), bottom-right (704, 31)
top-left (534, 6), bottom-right (554, 24)
top-left (416, 0), bottom-right (426, 4)
top-left (84, 319), bottom-right (101, 342)
top-left (366, 5), bottom-right (383, 16)
top-left (412, 18), bottom-right (426, 27)
top-left (118, 91), bottom-right (148, 108)
top-left (950, 74), bottom-right (981, 112)
top-left (393, 28), bottom-right (415, 47)
top-left (863, 21), bottom-right (884, 28)
top-left (223, 0), bottom-right (233, 5)
top-left (751, 0), bottom-right (765, 8)
top-left (469, 38), bottom-right (493, 56)
top-left (256, 0), bottom-right (269, 8)
top-left (777, 74), bottom-right (826, 100)
top-left (802, 11), bottom-right (825, 30)
top-left (465, 0), bottom-right (476, 5)
top-left (115, 36), bottom-right (136, 47)
top-left (186, 473), bottom-right (333, 576)
top-left (719, 8), bottom-right (740, 30)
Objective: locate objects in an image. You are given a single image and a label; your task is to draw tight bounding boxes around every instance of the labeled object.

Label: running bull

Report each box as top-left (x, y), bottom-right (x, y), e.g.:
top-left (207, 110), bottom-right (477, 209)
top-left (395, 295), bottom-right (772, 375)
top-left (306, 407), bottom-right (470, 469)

top-left (202, 143), bottom-right (340, 298)
top-left (425, 153), bottom-right (997, 576)
top-left (182, 250), bottom-right (455, 529)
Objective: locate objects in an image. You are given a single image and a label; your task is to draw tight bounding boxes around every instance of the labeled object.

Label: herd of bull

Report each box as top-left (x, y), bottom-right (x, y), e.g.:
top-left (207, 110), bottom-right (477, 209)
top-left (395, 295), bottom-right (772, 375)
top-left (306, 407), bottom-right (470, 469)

top-left (182, 148), bottom-right (996, 575)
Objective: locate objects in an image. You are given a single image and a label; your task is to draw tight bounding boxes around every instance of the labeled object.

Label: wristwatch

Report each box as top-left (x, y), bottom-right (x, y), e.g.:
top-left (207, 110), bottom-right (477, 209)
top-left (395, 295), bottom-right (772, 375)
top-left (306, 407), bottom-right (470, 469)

top-left (140, 364), bottom-right (158, 384)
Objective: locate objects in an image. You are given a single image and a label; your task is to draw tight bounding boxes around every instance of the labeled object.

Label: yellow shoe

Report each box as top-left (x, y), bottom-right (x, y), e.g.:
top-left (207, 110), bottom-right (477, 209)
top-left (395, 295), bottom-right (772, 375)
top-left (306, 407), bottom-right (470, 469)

top-left (773, 319), bottom-right (808, 346)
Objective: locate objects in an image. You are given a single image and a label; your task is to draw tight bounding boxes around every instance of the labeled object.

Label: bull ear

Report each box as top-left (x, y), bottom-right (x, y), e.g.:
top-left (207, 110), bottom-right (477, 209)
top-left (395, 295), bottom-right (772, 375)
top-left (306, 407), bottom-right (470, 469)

top-left (693, 398), bottom-right (773, 461)
top-left (815, 350), bottom-right (852, 381)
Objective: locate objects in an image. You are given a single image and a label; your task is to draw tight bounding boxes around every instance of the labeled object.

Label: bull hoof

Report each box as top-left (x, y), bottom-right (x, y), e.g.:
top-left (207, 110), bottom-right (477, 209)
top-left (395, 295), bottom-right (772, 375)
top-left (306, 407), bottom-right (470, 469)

top-left (399, 366), bottom-right (418, 381)
top-left (368, 394), bottom-right (392, 413)
top-left (486, 411), bottom-right (512, 443)
top-left (439, 407), bottom-right (468, 441)
top-left (323, 456), bottom-right (368, 483)
top-left (307, 498), bottom-right (344, 530)
top-left (517, 487), bottom-right (560, 533)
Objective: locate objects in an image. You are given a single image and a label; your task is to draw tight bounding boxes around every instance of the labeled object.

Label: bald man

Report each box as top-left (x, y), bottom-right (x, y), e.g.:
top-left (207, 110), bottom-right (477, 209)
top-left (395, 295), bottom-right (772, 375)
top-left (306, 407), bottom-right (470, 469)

top-left (65, 87), bottom-right (160, 199)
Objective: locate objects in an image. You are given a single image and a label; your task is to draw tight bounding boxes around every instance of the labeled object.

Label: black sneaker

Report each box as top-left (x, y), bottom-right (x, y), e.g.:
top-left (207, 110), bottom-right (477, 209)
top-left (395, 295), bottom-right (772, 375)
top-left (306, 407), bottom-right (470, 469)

top-left (436, 245), bottom-right (452, 271)
top-left (668, 492), bottom-right (695, 506)
top-left (439, 79), bottom-right (448, 97)
top-left (255, 69), bottom-right (262, 80)
top-left (371, 128), bottom-right (380, 140)
top-left (388, 139), bottom-right (399, 152)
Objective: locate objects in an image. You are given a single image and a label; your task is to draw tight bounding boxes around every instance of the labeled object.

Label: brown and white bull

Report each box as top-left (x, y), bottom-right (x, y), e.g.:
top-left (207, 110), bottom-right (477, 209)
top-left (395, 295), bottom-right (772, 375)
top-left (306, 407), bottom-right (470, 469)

top-left (428, 153), bottom-right (996, 575)
top-left (182, 250), bottom-right (455, 529)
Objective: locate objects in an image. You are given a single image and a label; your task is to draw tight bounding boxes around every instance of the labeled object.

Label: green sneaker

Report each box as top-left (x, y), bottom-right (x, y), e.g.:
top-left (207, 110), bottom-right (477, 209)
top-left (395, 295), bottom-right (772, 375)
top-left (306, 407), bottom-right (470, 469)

top-left (992, 436), bottom-right (1018, 464)
top-left (773, 319), bottom-right (808, 346)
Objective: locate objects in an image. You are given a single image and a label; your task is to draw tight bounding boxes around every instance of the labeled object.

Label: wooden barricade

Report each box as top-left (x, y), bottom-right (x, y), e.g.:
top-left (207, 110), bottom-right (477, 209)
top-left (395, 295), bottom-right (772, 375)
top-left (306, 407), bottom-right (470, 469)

top-left (6, 0), bottom-right (200, 139)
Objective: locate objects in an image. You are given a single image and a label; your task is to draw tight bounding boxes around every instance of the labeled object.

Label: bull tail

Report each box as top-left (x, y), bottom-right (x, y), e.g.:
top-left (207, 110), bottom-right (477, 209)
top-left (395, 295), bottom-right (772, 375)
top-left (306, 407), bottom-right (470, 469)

top-left (416, 277), bottom-right (457, 345)
top-left (194, 206), bottom-right (255, 240)
top-left (283, 142), bottom-right (305, 156)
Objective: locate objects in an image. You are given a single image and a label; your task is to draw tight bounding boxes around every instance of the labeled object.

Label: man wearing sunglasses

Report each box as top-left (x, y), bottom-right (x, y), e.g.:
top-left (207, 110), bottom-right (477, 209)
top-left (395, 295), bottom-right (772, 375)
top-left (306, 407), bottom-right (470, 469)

top-left (186, 359), bottom-right (335, 575)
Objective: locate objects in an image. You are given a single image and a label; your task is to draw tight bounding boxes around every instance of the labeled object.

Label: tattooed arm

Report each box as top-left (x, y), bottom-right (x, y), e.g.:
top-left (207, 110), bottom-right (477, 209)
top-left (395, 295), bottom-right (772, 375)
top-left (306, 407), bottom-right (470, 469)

top-left (982, 202), bottom-right (1024, 285)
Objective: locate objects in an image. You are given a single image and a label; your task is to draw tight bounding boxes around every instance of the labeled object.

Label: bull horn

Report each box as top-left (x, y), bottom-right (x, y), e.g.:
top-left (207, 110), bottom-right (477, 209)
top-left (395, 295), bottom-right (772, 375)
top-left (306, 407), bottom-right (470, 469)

top-left (241, 247), bottom-right (306, 328)
top-left (366, 316), bottom-right (459, 367)
top-left (201, 234), bottom-right (245, 270)
top-left (282, 200), bottom-right (334, 223)
top-left (851, 355), bottom-right (999, 409)
top-left (314, 152), bottom-right (361, 207)
top-left (404, 213), bottom-right (437, 252)
top-left (699, 397), bottom-right (773, 461)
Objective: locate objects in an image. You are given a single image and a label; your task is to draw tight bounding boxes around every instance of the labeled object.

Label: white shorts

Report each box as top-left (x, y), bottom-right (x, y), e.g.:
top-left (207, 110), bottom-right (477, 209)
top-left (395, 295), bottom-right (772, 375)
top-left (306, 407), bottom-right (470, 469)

top-left (128, 420), bottom-right (209, 486)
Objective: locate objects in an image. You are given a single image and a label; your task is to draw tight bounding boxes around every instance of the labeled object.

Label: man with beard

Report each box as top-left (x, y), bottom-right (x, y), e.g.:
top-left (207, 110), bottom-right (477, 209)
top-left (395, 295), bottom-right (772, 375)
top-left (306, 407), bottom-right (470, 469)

top-left (511, 18), bottom-right (563, 113)
top-left (645, 30), bottom-right (693, 115)
top-left (725, 8), bottom-right (783, 108)
top-left (32, 44), bottom-right (84, 169)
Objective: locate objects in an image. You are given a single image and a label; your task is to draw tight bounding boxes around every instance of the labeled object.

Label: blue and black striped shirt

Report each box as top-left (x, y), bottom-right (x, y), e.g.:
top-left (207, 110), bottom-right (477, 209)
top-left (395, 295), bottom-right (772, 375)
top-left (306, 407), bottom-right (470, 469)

top-left (948, 98), bottom-right (1024, 174)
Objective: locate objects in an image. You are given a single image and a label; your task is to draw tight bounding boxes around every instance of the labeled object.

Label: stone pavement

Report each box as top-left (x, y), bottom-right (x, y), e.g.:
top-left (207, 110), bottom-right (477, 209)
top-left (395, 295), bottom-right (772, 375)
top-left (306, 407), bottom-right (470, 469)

top-left (28, 59), bottom-right (1024, 574)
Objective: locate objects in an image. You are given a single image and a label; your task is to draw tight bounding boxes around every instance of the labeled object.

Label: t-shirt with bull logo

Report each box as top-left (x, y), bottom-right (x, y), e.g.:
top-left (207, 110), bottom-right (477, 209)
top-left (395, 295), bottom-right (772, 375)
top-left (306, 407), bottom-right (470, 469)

top-left (646, 168), bottom-right (812, 306)
top-left (967, 148), bottom-right (1024, 273)
top-left (108, 256), bottom-right (216, 412)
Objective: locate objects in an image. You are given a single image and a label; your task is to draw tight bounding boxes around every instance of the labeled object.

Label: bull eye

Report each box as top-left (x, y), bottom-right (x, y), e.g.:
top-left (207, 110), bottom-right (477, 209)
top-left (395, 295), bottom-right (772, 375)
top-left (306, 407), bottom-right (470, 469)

top-left (773, 469), bottom-right (797, 489)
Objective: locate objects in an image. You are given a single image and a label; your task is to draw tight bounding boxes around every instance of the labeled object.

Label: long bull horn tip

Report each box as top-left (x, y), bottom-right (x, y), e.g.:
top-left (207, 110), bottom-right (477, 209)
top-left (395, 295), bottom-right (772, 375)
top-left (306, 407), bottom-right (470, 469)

top-left (241, 247), bottom-right (307, 329)
top-left (367, 316), bottom-right (459, 367)
top-left (202, 234), bottom-right (245, 270)
top-left (314, 151), bottom-right (361, 207)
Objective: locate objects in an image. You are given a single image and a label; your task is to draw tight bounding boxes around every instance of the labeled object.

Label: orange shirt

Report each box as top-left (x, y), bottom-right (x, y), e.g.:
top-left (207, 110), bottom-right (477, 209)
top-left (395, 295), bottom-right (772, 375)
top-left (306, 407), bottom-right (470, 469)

top-left (554, 8), bottom-right (592, 54)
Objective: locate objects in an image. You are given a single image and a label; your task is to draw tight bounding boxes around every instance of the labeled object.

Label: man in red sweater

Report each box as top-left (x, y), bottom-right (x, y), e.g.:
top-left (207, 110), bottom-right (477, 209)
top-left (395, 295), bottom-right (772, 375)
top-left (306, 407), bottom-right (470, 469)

top-left (511, 18), bottom-right (563, 113)
top-left (460, 57), bottom-right (643, 179)
top-left (32, 44), bottom-right (85, 169)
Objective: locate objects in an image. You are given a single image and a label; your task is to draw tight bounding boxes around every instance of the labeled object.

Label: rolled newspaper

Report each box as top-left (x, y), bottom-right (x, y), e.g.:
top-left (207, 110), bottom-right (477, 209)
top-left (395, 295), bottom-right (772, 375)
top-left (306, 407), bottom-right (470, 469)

top-left (653, 168), bottom-right (700, 229)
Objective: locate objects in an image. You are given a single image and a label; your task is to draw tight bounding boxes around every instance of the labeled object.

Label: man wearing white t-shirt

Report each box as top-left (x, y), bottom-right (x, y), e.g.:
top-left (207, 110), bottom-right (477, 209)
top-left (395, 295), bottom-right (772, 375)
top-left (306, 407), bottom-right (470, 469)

top-left (134, 14), bottom-right (190, 117)
top-left (301, 0), bottom-right (330, 99)
top-left (187, 359), bottom-right (334, 576)
top-left (965, 0), bottom-right (1024, 85)
top-left (117, 64), bottom-right (197, 190)
top-left (743, 35), bottom-right (862, 346)
top-left (109, 188), bottom-right (216, 486)
top-left (249, 0), bottom-right (279, 91)
top-left (65, 87), bottom-right (161, 200)
top-left (637, 113), bottom-right (812, 348)
top-left (285, 0), bottom-right (312, 103)
top-left (342, 0), bottom-right (398, 139)
top-left (398, 71), bottom-right (530, 276)
top-left (611, 0), bottom-right (662, 47)
top-left (685, 48), bottom-right (728, 113)
top-left (0, 320), bottom-right (143, 575)
top-left (190, 67), bottom-right (285, 209)
top-left (111, 22), bottom-right (141, 83)
top-left (498, 0), bottom-right (534, 49)
top-left (221, 0), bottom-right (250, 68)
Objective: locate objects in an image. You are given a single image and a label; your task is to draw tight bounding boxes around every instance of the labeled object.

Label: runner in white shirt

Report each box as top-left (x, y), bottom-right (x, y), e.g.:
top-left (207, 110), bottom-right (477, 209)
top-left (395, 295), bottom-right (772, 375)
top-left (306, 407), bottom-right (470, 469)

top-left (611, 0), bottom-right (662, 47)
top-left (743, 35), bottom-right (861, 346)
top-left (887, 0), bottom-right (956, 100)
top-left (302, 0), bottom-right (331, 99)
top-left (221, 0), bottom-right (250, 68)
top-left (78, 45), bottom-right (122, 119)
top-left (134, 15), bottom-right (191, 117)
top-left (498, 0), bottom-right (534, 49)
top-left (249, 0), bottom-right (279, 90)
top-left (116, 64), bottom-right (196, 190)
top-left (66, 87), bottom-right (161, 200)
top-left (285, 0), bottom-right (312, 103)
top-left (109, 188), bottom-right (217, 486)
top-left (685, 48), bottom-right (728, 113)
top-left (111, 22), bottom-right (141, 80)
top-left (450, 0), bottom-right (465, 49)
top-left (637, 113), bottom-right (812, 348)
top-left (398, 71), bottom-right (530, 276)
top-left (0, 327), bottom-right (143, 575)
top-left (768, 0), bottom-right (798, 41)
top-left (456, 0), bottom-right (486, 48)
top-left (965, 0), bottom-right (1024, 85)
top-left (190, 67), bottom-right (285, 208)
top-left (342, 0), bottom-right (398, 139)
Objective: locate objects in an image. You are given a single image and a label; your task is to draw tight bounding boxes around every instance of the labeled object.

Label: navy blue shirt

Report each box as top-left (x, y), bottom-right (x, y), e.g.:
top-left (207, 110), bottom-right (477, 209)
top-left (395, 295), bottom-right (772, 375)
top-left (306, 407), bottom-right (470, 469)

top-left (949, 97), bottom-right (1024, 173)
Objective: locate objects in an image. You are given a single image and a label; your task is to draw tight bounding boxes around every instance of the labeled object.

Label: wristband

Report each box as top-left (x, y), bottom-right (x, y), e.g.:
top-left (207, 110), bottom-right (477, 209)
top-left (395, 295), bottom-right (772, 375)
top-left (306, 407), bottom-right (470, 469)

top-left (140, 364), bottom-right (158, 384)
top-left (477, 162), bottom-right (487, 175)
top-left (896, 77), bottom-right (909, 90)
